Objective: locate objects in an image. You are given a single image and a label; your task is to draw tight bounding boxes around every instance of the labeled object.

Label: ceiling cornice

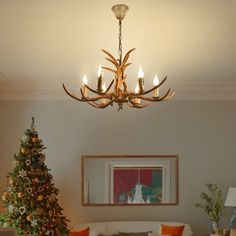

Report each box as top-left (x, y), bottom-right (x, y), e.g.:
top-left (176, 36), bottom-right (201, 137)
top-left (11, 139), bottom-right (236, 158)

top-left (1, 76), bottom-right (236, 101)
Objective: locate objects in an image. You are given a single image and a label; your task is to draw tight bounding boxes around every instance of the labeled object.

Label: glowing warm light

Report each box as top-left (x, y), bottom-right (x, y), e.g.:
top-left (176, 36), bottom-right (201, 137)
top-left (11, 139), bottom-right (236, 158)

top-left (153, 74), bottom-right (159, 86)
top-left (82, 74), bottom-right (88, 85)
top-left (97, 64), bottom-right (103, 78)
top-left (138, 65), bottom-right (144, 78)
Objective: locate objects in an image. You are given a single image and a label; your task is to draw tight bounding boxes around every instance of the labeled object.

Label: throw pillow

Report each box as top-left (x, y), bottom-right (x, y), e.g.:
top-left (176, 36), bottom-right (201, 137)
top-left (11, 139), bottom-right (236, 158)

top-left (70, 227), bottom-right (90, 236)
top-left (161, 225), bottom-right (184, 236)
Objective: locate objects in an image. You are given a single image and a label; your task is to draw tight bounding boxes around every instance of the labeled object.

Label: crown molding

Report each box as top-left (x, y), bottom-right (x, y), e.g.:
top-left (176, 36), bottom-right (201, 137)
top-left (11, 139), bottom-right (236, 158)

top-left (1, 79), bottom-right (236, 101)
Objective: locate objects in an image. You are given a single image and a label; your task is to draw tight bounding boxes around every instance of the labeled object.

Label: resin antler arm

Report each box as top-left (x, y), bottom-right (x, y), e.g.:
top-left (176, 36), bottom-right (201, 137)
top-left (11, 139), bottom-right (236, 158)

top-left (62, 83), bottom-right (84, 101)
top-left (133, 89), bottom-right (175, 102)
top-left (62, 47), bottom-right (174, 110)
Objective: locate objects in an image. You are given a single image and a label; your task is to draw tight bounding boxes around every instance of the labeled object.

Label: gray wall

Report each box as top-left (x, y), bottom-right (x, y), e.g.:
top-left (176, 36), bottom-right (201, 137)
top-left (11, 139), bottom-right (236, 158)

top-left (0, 101), bottom-right (236, 235)
top-left (85, 158), bottom-right (106, 203)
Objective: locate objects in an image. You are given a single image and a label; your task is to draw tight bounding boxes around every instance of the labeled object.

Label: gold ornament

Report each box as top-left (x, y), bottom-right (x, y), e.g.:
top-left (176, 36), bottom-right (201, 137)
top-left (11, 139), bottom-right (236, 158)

top-left (20, 148), bottom-right (27, 154)
top-left (26, 214), bottom-right (32, 221)
top-left (17, 192), bottom-right (23, 198)
top-left (9, 178), bottom-right (14, 185)
top-left (37, 194), bottom-right (44, 201)
top-left (32, 137), bottom-right (38, 143)
top-left (2, 194), bottom-right (7, 201)
top-left (49, 193), bottom-right (56, 202)
top-left (36, 207), bottom-right (44, 215)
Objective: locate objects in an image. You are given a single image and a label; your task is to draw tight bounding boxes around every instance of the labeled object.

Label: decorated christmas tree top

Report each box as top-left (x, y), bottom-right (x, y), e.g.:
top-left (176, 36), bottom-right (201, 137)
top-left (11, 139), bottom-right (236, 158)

top-left (1, 117), bottom-right (69, 236)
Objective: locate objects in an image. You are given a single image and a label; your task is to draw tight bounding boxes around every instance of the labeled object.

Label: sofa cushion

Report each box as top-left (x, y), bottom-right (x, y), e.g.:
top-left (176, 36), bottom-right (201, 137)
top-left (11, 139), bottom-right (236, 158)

top-left (161, 225), bottom-right (185, 236)
top-left (70, 227), bottom-right (90, 236)
top-left (76, 221), bottom-right (192, 236)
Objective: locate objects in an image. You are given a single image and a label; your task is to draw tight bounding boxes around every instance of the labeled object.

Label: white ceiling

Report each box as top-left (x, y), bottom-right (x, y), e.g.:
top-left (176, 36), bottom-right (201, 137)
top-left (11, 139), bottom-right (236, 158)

top-left (0, 0), bottom-right (236, 101)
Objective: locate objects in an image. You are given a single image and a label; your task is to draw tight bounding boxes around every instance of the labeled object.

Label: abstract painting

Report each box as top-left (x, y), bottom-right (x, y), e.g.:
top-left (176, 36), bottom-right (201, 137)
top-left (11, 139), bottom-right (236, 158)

top-left (113, 167), bottom-right (163, 204)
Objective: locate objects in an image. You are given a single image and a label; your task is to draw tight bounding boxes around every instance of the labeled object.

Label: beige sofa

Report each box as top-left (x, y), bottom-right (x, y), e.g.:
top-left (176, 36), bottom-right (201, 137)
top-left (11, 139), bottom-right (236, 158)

top-left (76, 221), bottom-right (193, 236)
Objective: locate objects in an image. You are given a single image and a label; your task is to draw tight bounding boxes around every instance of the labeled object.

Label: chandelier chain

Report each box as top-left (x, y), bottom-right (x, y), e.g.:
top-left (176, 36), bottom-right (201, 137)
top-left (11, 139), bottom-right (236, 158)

top-left (118, 20), bottom-right (122, 64)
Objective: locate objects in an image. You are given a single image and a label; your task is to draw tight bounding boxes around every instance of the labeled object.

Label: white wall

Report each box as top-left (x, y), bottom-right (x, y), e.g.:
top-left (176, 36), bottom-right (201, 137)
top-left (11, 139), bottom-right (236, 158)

top-left (0, 101), bottom-right (236, 235)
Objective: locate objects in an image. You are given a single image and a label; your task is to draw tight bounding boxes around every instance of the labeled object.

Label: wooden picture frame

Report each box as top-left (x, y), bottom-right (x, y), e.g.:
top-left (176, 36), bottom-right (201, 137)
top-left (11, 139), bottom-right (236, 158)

top-left (81, 155), bottom-right (179, 206)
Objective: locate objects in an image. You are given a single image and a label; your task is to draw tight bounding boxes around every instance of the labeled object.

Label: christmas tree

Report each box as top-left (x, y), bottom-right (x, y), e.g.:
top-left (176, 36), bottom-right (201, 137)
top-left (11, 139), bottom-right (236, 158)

top-left (1, 118), bottom-right (69, 236)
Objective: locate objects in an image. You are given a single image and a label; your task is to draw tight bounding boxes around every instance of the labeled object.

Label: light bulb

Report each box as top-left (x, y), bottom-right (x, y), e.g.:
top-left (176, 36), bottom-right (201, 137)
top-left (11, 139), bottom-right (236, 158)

top-left (82, 74), bottom-right (88, 85)
top-left (97, 64), bottom-right (103, 78)
top-left (153, 74), bottom-right (160, 97)
top-left (153, 74), bottom-right (159, 86)
top-left (138, 65), bottom-right (144, 78)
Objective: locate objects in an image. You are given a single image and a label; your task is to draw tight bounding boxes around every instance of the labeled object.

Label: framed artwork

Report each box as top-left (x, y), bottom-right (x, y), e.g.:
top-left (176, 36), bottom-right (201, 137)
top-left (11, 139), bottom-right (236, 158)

top-left (113, 166), bottom-right (163, 204)
top-left (82, 155), bottom-right (178, 206)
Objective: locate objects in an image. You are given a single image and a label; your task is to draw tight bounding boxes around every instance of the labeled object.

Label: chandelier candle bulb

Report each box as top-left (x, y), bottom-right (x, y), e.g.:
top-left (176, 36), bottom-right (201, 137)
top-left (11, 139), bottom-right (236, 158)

top-left (138, 65), bottom-right (144, 78)
top-left (82, 74), bottom-right (88, 97)
top-left (134, 83), bottom-right (141, 104)
top-left (101, 83), bottom-right (107, 104)
top-left (138, 65), bottom-right (145, 90)
top-left (97, 64), bottom-right (103, 78)
top-left (97, 64), bottom-right (104, 92)
top-left (153, 74), bottom-right (160, 97)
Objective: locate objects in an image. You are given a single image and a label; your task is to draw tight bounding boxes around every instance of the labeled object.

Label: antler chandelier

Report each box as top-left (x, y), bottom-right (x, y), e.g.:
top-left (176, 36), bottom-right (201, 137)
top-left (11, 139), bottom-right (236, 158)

top-left (63, 4), bottom-right (174, 111)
